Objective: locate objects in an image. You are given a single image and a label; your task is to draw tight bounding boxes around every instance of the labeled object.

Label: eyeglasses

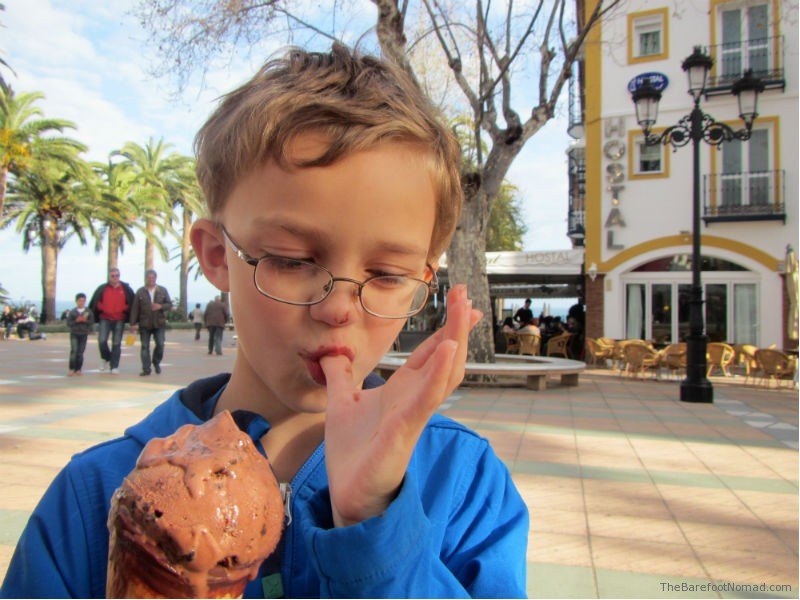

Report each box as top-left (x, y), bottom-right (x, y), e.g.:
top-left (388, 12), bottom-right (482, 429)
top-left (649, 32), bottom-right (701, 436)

top-left (220, 226), bottom-right (438, 319)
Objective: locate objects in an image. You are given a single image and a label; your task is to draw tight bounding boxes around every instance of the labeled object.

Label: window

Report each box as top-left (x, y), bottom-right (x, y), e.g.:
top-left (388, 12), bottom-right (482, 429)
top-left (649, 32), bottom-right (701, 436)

top-left (628, 8), bottom-right (669, 63)
top-left (639, 142), bottom-right (662, 173)
top-left (651, 284), bottom-right (672, 345)
top-left (624, 256), bottom-right (759, 344)
top-left (720, 126), bottom-right (772, 208)
top-left (629, 130), bottom-right (670, 179)
top-left (626, 284), bottom-right (646, 339)
top-left (719, 3), bottom-right (770, 80)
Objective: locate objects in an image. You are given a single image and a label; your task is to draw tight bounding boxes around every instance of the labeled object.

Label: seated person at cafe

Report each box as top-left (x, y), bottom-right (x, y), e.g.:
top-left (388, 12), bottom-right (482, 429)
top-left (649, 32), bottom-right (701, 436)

top-left (519, 317), bottom-right (541, 336)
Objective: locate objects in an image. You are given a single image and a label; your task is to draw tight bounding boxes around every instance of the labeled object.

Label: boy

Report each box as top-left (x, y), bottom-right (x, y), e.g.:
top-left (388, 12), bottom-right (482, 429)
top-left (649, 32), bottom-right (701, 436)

top-left (66, 293), bottom-right (94, 376)
top-left (0, 45), bottom-right (528, 598)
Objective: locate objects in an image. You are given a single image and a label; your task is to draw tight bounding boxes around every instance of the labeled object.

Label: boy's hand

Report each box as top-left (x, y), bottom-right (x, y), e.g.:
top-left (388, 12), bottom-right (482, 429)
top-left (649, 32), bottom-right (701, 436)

top-left (320, 284), bottom-right (481, 528)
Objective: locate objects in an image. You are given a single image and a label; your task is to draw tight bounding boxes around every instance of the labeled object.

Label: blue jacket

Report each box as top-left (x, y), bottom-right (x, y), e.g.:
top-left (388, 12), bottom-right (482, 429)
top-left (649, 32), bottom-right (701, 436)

top-left (1, 373), bottom-right (528, 598)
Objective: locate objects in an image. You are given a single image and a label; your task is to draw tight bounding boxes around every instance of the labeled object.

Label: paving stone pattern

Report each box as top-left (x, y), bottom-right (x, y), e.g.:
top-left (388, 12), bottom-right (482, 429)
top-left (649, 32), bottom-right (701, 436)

top-left (0, 332), bottom-right (796, 598)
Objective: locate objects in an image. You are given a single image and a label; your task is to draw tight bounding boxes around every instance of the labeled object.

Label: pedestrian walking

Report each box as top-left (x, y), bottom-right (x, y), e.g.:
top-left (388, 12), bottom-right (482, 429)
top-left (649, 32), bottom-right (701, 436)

top-left (66, 293), bottom-right (94, 376)
top-left (129, 270), bottom-right (172, 376)
top-left (89, 267), bottom-right (135, 374)
top-left (190, 303), bottom-right (204, 341)
top-left (1, 305), bottom-right (14, 340)
top-left (204, 296), bottom-right (229, 356)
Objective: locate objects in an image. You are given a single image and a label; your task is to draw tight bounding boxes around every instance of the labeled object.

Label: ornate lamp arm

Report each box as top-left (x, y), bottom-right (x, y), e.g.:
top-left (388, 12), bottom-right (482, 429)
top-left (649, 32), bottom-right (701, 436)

top-left (642, 110), bottom-right (753, 151)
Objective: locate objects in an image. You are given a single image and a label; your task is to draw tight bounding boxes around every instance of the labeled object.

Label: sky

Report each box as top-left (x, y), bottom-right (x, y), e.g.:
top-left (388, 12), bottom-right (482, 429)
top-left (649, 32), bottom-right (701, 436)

top-left (0, 0), bottom-right (575, 313)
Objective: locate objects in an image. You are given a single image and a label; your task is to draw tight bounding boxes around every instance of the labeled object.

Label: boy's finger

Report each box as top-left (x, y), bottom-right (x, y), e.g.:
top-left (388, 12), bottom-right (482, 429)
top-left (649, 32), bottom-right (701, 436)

top-left (446, 297), bottom-right (471, 391)
top-left (396, 339), bottom-right (458, 430)
top-left (320, 354), bottom-right (355, 399)
top-left (405, 285), bottom-right (466, 370)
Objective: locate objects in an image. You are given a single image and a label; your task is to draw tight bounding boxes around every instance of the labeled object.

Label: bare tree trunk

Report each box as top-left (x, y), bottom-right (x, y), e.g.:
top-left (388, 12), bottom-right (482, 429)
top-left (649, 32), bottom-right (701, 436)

top-left (107, 226), bottom-right (121, 271)
top-left (179, 207), bottom-right (192, 318)
top-left (144, 219), bottom-right (155, 274)
top-left (40, 219), bottom-right (59, 323)
top-left (449, 187), bottom-right (494, 362)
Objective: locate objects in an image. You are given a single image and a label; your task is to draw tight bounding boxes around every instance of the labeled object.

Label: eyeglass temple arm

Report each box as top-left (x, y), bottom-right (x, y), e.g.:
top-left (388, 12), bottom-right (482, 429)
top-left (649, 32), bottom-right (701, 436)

top-left (219, 225), bottom-right (260, 266)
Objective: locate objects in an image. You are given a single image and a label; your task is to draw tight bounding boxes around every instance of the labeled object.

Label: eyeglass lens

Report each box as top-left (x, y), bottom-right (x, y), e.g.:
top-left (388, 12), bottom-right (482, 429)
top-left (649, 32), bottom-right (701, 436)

top-left (254, 257), bottom-right (429, 317)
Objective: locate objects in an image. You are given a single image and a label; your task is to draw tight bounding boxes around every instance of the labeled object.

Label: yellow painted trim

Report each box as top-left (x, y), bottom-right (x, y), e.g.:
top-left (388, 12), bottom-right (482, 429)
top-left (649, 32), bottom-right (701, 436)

top-left (628, 128), bottom-right (671, 179)
top-left (708, 115), bottom-right (780, 209)
top-left (584, 0), bottom-right (603, 268)
top-left (627, 7), bottom-right (670, 64)
top-left (709, 0), bottom-right (781, 81)
top-left (598, 235), bottom-right (780, 273)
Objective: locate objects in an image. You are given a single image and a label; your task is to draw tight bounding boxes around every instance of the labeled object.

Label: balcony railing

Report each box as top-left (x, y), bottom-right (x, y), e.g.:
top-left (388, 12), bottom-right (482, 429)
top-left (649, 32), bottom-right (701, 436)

top-left (567, 60), bottom-right (585, 139)
top-left (703, 169), bottom-right (786, 223)
top-left (706, 36), bottom-right (785, 95)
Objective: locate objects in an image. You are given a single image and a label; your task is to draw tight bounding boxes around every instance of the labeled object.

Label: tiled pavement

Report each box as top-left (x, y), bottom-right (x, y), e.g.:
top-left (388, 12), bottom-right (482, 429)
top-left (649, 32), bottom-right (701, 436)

top-left (0, 331), bottom-right (797, 598)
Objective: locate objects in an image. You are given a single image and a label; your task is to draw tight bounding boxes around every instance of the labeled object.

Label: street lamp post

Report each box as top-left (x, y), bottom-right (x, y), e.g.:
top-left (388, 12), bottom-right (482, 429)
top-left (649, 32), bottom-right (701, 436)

top-left (630, 46), bottom-right (764, 403)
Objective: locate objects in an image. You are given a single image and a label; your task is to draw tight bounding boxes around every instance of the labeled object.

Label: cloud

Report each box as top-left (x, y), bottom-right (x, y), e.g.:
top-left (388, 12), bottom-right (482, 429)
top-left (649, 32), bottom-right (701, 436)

top-left (0, 0), bottom-right (575, 305)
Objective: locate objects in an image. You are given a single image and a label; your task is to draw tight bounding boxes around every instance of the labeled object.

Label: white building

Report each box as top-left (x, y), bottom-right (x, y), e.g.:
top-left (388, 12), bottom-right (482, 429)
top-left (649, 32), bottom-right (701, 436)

top-left (572, 0), bottom-right (798, 349)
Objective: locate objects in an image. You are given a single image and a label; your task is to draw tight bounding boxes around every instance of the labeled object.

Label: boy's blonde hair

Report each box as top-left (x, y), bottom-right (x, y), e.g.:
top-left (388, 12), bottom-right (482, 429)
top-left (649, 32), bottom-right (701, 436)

top-left (195, 44), bottom-right (462, 259)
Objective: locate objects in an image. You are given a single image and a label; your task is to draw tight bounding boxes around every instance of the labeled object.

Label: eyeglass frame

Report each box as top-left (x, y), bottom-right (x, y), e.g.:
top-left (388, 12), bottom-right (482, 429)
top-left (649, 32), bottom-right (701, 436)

top-left (218, 224), bottom-right (439, 319)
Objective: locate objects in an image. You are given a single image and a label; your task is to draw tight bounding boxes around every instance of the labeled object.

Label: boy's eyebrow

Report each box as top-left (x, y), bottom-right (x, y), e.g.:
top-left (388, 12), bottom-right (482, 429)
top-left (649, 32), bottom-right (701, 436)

top-left (250, 218), bottom-right (429, 257)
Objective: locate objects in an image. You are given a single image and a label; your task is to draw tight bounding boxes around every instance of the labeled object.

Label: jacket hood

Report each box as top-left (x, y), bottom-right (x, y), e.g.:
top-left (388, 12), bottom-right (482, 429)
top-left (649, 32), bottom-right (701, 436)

top-left (124, 373), bottom-right (231, 446)
top-left (122, 371), bottom-right (385, 447)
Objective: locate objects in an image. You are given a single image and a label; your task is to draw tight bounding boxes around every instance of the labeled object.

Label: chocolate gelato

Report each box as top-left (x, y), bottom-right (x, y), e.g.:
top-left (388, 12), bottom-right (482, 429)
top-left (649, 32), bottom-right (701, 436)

top-left (107, 410), bottom-right (284, 598)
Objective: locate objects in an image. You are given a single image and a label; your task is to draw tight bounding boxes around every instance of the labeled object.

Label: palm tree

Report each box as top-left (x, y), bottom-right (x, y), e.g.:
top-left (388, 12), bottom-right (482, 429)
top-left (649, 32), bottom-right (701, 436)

top-left (0, 86), bottom-right (84, 215)
top-left (93, 159), bottom-right (141, 270)
top-left (168, 156), bottom-right (204, 318)
top-left (2, 154), bottom-right (99, 323)
top-left (113, 138), bottom-right (182, 275)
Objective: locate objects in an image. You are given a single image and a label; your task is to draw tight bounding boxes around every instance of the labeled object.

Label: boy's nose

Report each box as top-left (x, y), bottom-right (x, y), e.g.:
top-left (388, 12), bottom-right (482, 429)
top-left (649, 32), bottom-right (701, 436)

top-left (309, 280), bottom-right (361, 326)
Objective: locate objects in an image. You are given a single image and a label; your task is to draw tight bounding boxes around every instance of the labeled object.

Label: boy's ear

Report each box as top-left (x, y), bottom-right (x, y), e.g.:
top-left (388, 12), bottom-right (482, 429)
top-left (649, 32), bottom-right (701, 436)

top-left (425, 261), bottom-right (439, 283)
top-left (190, 219), bottom-right (230, 292)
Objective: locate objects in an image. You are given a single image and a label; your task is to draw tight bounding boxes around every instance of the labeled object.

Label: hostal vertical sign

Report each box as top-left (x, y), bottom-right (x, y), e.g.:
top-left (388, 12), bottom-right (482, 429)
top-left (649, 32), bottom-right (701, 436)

top-left (603, 117), bottom-right (627, 249)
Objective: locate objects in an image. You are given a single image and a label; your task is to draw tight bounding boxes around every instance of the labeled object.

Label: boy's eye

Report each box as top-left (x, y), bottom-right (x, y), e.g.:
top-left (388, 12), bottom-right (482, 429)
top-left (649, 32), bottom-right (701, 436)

top-left (368, 274), bottom-right (410, 289)
top-left (265, 256), bottom-right (317, 272)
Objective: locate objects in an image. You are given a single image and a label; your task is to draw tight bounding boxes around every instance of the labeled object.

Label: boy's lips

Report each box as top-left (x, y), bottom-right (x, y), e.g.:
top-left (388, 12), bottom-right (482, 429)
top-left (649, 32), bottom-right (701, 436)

top-left (300, 346), bottom-right (354, 386)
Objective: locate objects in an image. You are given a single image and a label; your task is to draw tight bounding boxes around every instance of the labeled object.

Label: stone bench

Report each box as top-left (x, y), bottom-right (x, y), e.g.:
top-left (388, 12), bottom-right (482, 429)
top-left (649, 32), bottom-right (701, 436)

top-left (375, 352), bottom-right (586, 391)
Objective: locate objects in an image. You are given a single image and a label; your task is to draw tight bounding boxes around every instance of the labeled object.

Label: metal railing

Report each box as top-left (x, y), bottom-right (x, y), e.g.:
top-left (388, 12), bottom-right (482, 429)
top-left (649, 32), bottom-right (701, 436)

top-left (567, 149), bottom-right (586, 239)
top-left (706, 36), bottom-right (785, 94)
top-left (703, 169), bottom-right (786, 222)
top-left (567, 60), bottom-right (585, 139)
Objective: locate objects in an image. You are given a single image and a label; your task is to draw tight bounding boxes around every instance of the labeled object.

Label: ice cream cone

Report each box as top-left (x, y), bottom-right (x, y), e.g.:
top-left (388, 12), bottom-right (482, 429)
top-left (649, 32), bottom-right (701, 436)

top-left (106, 411), bottom-right (284, 598)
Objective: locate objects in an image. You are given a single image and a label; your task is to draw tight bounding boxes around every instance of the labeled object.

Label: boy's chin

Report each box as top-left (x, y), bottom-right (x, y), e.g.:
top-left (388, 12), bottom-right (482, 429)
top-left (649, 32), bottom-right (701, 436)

top-left (291, 383), bottom-right (331, 414)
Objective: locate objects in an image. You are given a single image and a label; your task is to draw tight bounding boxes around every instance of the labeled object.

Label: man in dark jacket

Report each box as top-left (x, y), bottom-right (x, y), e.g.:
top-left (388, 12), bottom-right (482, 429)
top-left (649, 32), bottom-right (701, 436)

top-left (89, 268), bottom-right (135, 374)
top-left (129, 269), bottom-right (173, 376)
top-left (204, 295), bottom-right (230, 355)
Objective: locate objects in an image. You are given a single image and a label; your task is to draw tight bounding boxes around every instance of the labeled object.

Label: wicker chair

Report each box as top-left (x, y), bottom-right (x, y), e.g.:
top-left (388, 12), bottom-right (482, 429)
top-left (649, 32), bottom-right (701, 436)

top-left (706, 342), bottom-right (736, 377)
top-left (660, 343), bottom-right (687, 379)
top-left (518, 333), bottom-right (541, 356)
top-left (736, 344), bottom-right (760, 383)
top-left (503, 331), bottom-right (520, 354)
top-left (755, 349), bottom-right (797, 388)
top-left (586, 337), bottom-right (614, 367)
top-left (623, 342), bottom-right (661, 379)
top-left (612, 339), bottom-right (645, 373)
top-left (546, 332), bottom-right (572, 358)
